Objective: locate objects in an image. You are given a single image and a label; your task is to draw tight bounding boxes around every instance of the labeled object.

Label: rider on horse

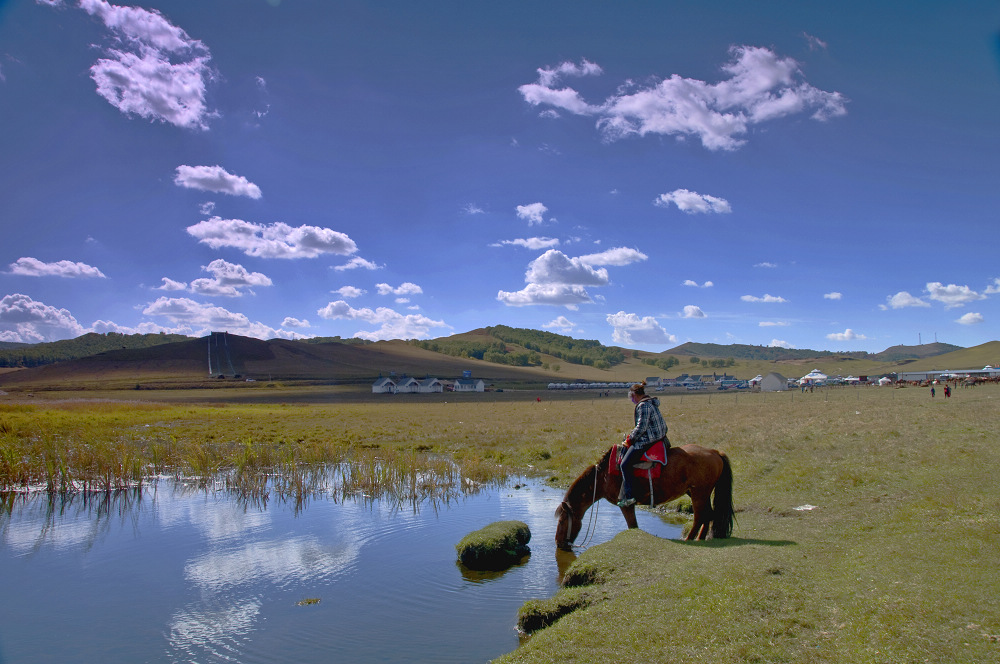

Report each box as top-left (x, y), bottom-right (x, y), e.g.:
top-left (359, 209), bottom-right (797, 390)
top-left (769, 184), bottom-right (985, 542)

top-left (618, 381), bottom-right (668, 507)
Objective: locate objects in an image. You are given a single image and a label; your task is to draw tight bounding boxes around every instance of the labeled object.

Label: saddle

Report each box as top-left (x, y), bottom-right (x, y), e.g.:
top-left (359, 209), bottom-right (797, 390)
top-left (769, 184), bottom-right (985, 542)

top-left (610, 440), bottom-right (669, 479)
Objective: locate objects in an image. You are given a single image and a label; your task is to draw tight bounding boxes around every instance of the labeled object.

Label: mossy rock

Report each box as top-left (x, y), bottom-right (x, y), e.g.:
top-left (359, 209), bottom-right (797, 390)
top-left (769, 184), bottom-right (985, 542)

top-left (456, 520), bottom-right (531, 570)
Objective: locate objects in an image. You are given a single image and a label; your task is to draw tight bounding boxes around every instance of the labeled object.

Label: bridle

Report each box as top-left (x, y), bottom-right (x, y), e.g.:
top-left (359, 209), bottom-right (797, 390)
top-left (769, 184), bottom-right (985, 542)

top-left (558, 462), bottom-right (601, 549)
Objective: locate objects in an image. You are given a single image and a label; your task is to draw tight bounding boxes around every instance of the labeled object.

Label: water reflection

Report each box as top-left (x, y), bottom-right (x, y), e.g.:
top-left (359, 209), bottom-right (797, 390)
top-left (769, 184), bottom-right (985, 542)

top-left (0, 478), bottom-right (681, 663)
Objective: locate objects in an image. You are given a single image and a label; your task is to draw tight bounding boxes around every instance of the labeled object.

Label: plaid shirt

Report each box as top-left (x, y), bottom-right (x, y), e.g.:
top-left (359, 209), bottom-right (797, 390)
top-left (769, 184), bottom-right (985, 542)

top-left (627, 397), bottom-right (667, 449)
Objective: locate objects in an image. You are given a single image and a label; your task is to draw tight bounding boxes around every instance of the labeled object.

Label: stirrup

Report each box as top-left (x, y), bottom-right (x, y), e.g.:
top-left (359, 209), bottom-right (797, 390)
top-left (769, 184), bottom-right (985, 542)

top-left (617, 498), bottom-right (636, 508)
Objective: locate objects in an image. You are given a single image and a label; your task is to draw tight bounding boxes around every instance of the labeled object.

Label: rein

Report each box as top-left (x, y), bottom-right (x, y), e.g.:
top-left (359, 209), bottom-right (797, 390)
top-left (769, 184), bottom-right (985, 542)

top-left (573, 462), bottom-right (601, 549)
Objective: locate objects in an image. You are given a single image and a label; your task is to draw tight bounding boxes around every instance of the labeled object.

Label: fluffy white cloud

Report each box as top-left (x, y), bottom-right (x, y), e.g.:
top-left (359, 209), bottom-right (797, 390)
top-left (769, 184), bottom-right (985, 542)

top-left (578, 247), bottom-right (648, 267)
top-left (754, 262), bottom-right (777, 268)
top-left (316, 300), bottom-right (448, 340)
top-left (925, 282), bottom-right (985, 309)
top-left (188, 260), bottom-right (272, 297)
top-left (984, 278), bottom-right (1000, 294)
top-left (494, 237), bottom-right (560, 250)
top-left (0, 293), bottom-right (85, 342)
top-left (376, 282), bottom-right (423, 296)
top-left (8, 257), bottom-right (106, 279)
top-left (141, 296), bottom-right (282, 339)
top-left (496, 283), bottom-right (593, 309)
top-left (606, 311), bottom-right (676, 346)
top-left (542, 315), bottom-right (577, 333)
top-left (333, 257), bottom-right (380, 272)
top-left (956, 312), bottom-right (984, 325)
top-left (827, 328), bottom-right (866, 342)
top-left (332, 286), bottom-right (365, 298)
top-left (769, 339), bottom-right (794, 349)
top-left (518, 60), bottom-right (602, 115)
top-left (683, 280), bottom-right (714, 288)
top-left (187, 218), bottom-right (358, 259)
top-left (281, 317), bottom-right (310, 328)
top-left (741, 294), bottom-right (787, 303)
top-left (156, 277), bottom-right (188, 291)
top-left (519, 47), bottom-right (846, 151)
top-left (515, 202), bottom-right (548, 225)
top-left (759, 321), bottom-right (789, 327)
top-left (823, 292), bottom-right (843, 300)
top-left (682, 305), bottom-right (706, 319)
top-left (174, 165), bottom-right (262, 199)
top-left (81, 0), bottom-right (213, 129)
top-left (654, 189), bottom-right (732, 214)
top-left (881, 291), bottom-right (929, 310)
top-left (526, 249), bottom-right (608, 286)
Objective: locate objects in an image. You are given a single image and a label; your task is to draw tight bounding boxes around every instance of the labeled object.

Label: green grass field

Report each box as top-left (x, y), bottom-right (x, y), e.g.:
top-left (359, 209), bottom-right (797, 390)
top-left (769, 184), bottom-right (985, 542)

top-left (1, 383), bottom-right (998, 662)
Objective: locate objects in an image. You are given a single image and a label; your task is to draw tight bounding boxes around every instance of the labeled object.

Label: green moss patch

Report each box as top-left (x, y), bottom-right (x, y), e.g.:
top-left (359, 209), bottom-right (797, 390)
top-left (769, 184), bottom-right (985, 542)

top-left (456, 520), bottom-right (531, 570)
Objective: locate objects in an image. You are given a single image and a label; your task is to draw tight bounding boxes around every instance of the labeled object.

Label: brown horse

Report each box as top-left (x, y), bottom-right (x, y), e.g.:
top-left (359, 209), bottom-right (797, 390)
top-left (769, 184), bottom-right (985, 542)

top-left (555, 443), bottom-right (734, 550)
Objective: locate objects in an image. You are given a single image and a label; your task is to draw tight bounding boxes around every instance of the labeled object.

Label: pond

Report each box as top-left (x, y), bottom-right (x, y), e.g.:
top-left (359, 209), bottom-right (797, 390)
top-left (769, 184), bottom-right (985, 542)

top-left (0, 478), bottom-right (681, 663)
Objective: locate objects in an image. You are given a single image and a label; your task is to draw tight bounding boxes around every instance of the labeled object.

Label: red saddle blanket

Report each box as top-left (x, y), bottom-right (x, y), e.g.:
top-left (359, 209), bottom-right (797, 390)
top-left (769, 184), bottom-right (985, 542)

top-left (610, 440), bottom-right (668, 479)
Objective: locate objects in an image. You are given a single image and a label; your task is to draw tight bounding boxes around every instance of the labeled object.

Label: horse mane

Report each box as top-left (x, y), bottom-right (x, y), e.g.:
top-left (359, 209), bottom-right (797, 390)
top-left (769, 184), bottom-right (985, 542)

top-left (564, 445), bottom-right (615, 505)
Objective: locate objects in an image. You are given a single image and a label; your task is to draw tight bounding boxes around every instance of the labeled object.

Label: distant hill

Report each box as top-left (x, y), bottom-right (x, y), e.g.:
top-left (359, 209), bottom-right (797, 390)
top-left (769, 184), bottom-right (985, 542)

top-left (0, 332), bottom-right (191, 368)
top-left (663, 341), bottom-right (961, 363)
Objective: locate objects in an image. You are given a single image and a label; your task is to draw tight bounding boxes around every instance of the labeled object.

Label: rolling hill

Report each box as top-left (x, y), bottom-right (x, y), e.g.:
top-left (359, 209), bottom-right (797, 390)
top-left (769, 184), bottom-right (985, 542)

top-left (0, 328), bottom-right (994, 392)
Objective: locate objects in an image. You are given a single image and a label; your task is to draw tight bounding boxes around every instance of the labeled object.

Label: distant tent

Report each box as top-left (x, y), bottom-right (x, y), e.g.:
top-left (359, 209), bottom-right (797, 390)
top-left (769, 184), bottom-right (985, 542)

top-left (878, 377), bottom-right (892, 386)
top-left (799, 369), bottom-right (828, 385)
top-left (760, 372), bottom-right (789, 392)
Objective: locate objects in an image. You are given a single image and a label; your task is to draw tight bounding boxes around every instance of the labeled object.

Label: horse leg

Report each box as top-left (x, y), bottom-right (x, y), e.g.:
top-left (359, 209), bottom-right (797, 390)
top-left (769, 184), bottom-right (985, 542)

top-left (619, 503), bottom-right (638, 529)
top-left (687, 490), bottom-right (712, 541)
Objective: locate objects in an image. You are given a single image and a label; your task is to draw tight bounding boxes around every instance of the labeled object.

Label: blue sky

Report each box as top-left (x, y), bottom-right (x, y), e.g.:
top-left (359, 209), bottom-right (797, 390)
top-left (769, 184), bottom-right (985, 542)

top-left (1, 0), bottom-right (999, 352)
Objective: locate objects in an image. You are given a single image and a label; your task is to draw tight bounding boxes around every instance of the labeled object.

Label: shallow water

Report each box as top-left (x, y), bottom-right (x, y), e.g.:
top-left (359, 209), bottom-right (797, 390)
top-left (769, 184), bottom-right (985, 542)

top-left (0, 479), bottom-right (680, 663)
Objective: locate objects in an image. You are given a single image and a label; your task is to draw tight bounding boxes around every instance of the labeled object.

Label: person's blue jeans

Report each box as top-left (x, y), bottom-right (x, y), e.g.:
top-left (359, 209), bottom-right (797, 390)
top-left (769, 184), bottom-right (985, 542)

top-left (618, 442), bottom-right (651, 502)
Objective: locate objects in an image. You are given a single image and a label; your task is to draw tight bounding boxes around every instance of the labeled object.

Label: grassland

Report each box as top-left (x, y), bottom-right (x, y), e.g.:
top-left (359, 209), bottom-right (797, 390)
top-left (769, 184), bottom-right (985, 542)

top-left (1, 383), bottom-right (998, 662)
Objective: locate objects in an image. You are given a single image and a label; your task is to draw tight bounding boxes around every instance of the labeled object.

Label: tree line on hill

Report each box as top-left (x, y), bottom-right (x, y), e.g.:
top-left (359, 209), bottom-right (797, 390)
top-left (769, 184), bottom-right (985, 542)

top-left (0, 332), bottom-right (190, 368)
top-left (410, 325), bottom-right (627, 370)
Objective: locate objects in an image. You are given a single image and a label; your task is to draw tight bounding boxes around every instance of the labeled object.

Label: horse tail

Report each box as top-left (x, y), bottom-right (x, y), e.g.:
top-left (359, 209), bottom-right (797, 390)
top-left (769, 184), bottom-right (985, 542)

top-left (711, 452), bottom-right (735, 539)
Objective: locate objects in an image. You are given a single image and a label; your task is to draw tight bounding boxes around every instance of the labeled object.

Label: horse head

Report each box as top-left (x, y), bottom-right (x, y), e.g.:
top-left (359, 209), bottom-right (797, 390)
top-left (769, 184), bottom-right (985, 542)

top-left (554, 500), bottom-right (580, 550)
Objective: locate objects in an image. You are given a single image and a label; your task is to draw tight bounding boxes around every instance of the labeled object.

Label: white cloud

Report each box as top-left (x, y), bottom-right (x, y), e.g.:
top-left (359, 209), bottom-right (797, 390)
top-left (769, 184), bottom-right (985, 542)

top-left (333, 257), bottom-right (380, 272)
top-left (188, 259), bottom-right (271, 297)
top-left (141, 296), bottom-right (281, 339)
top-left (578, 247), bottom-right (648, 267)
top-left (803, 33), bottom-right (828, 51)
top-left (754, 262), bottom-right (777, 268)
top-left (81, 0), bottom-right (213, 129)
top-left (8, 257), bottom-right (106, 279)
top-left (827, 328), bottom-right (866, 342)
top-left (174, 165), bottom-right (262, 199)
top-left (332, 286), bottom-right (365, 298)
top-left (525, 250), bottom-right (609, 286)
top-left (0, 293), bottom-right (86, 342)
top-left (316, 301), bottom-right (448, 340)
top-left (881, 291), bottom-right (929, 310)
top-left (515, 202), bottom-right (548, 225)
top-left (925, 282), bottom-right (985, 309)
top-left (606, 311), bottom-right (676, 346)
top-left (741, 294), bottom-right (787, 303)
top-left (984, 278), bottom-right (1000, 294)
top-left (759, 321), bottom-right (789, 327)
top-left (518, 60), bottom-right (603, 116)
top-left (823, 292), bottom-right (842, 300)
top-left (156, 277), bottom-right (188, 291)
top-left (281, 317), bottom-right (310, 328)
top-left (519, 47), bottom-right (846, 151)
top-left (956, 312), bottom-right (984, 325)
top-left (683, 279), bottom-right (713, 288)
top-left (463, 203), bottom-right (485, 215)
top-left (769, 339), bottom-right (794, 349)
top-left (187, 217), bottom-right (358, 259)
top-left (375, 282), bottom-right (423, 296)
top-left (654, 189), bottom-right (731, 214)
top-left (497, 283), bottom-right (593, 309)
top-left (494, 237), bottom-right (561, 250)
top-left (682, 305), bottom-right (706, 319)
top-left (542, 315), bottom-right (577, 333)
